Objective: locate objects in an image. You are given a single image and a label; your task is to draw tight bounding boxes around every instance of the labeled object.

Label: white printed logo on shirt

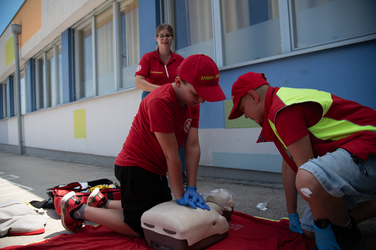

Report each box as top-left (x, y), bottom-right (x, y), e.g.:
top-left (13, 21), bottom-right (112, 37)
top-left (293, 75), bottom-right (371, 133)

top-left (184, 118), bottom-right (192, 133)
top-left (136, 65), bottom-right (141, 72)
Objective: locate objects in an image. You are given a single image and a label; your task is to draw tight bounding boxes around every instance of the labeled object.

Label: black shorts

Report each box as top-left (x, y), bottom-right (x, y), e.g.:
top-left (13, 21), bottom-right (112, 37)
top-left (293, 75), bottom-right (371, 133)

top-left (114, 165), bottom-right (172, 237)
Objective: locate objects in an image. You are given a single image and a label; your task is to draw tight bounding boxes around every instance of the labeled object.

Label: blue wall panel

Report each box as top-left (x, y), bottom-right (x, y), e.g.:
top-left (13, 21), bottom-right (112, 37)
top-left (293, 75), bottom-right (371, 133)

top-left (213, 152), bottom-right (282, 173)
top-left (199, 40), bottom-right (376, 129)
top-left (199, 101), bottom-right (225, 129)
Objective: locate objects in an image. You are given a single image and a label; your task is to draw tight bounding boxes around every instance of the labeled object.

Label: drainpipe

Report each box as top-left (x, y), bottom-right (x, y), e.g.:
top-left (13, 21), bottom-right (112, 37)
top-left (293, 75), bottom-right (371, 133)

top-left (12, 24), bottom-right (23, 155)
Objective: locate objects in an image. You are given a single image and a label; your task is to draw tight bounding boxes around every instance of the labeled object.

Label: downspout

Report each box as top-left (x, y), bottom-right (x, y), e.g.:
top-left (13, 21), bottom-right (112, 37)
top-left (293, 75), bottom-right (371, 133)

top-left (12, 24), bottom-right (23, 155)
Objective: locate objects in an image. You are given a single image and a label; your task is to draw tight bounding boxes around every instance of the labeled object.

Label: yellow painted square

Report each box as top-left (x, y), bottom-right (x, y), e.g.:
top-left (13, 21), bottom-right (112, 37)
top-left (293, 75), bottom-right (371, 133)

top-left (5, 35), bottom-right (15, 67)
top-left (74, 109), bottom-right (87, 138)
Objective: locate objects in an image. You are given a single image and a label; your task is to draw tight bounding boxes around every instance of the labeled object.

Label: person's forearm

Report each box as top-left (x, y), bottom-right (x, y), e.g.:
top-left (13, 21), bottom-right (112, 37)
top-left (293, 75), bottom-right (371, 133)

top-left (282, 160), bottom-right (298, 214)
top-left (285, 187), bottom-right (298, 214)
top-left (184, 144), bottom-right (200, 187)
top-left (166, 156), bottom-right (185, 199)
top-left (135, 77), bottom-right (160, 92)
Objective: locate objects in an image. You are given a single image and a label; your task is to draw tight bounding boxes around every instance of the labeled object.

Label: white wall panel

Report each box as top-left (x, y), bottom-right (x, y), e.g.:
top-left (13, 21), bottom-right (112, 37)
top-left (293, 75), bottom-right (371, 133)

top-left (22, 88), bottom-right (142, 157)
top-left (0, 119), bottom-right (9, 144)
top-left (5, 117), bottom-right (18, 146)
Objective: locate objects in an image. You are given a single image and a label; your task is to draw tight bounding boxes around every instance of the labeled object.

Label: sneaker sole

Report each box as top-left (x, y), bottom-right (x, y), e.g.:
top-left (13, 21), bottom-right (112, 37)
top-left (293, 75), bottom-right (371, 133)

top-left (60, 191), bottom-right (76, 231)
top-left (87, 188), bottom-right (100, 207)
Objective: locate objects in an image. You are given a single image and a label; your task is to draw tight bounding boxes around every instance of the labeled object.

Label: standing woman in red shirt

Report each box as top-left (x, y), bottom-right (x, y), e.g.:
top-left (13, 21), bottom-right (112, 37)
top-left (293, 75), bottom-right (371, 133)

top-left (135, 24), bottom-right (187, 185)
top-left (135, 24), bottom-right (184, 99)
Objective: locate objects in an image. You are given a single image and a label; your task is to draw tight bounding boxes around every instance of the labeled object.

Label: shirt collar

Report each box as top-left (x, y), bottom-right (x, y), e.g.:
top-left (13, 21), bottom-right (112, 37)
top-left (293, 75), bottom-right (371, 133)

top-left (153, 49), bottom-right (176, 65)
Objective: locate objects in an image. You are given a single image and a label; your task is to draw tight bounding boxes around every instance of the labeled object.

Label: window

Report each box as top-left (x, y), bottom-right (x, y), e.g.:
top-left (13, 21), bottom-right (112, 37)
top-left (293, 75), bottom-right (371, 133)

top-left (221, 0), bottom-right (281, 65)
top-left (46, 46), bottom-right (62, 108)
top-left (7, 76), bottom-right (15, 117)
top-left (35, 56), bottom-right (44, 109)
top-left (34, 40), bottom-right (62, 110)
top-left (163, 0), bottom-right (376, 67)
top-left (96, 6), bottom-right (115, 95)
top-left (76, 22), bottom-right (94, 98)
top-left (75, 0), bottom-right (140, 99)
top-left (58, 44), bottom-right (63, 104)
top-left (173, 0), bottom-right (214, 59)
top-left (292, 0), bottom-right (376, 49)
top-left (0, 82), bottom-right (6, 119)
top-left (46, 48), bottom-right (54, 108)
top-left (20, 68), bottom-right (27, 114)
top-left (120, 0), bottom-right (140, 89)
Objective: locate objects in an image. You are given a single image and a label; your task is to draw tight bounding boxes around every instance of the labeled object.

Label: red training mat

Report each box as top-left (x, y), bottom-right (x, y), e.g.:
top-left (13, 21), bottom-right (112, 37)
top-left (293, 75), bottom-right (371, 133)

top-left (2, 211), bottom-right (315, 250)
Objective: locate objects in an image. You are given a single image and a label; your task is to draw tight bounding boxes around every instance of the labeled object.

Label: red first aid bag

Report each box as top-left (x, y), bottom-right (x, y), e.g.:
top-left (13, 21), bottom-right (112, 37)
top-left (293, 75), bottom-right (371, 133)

top-left (47, 179), bottom-right (121, 216)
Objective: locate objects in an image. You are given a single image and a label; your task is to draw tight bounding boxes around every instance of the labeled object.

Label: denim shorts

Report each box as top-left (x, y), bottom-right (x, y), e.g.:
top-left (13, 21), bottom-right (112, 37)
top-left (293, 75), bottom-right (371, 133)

top-left (299, 148), bottom-right (376, 232)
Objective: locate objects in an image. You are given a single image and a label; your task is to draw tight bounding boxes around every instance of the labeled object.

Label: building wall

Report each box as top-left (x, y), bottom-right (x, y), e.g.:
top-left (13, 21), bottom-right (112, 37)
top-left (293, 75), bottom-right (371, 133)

top-left (1, 0), bottom-right (375, 183)
top-left (23, 88), bottom-right (142, 155)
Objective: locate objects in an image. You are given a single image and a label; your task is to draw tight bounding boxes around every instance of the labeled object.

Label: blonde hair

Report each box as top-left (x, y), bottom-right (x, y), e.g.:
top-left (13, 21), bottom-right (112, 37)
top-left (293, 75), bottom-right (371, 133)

top-left (155, 24), bottom-right (174, 37)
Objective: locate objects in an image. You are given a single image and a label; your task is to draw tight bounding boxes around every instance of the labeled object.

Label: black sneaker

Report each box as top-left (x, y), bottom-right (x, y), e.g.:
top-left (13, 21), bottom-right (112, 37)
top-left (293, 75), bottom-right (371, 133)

top-left (332, 216), bottom-right (362, 250)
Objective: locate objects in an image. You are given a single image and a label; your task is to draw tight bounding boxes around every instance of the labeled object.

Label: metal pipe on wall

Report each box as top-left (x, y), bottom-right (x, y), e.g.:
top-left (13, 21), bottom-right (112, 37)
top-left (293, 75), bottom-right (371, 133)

top-left (12, 23), bottom-right (23, 155)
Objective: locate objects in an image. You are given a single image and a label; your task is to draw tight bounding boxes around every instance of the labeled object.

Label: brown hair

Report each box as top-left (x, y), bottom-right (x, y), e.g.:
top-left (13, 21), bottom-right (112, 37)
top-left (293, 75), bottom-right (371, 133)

top-left (155, 24), bottom-right (174, 37)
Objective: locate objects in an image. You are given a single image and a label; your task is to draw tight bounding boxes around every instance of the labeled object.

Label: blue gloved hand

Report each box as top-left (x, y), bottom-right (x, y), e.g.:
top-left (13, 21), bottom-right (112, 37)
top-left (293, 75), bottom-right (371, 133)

top-left (176, 196), bottom-right (197, 209)
top-left (288, 213), bottom-right (303, 234)
top-left (314, 223), bottom-right (341, 250)
top-left (176, 186), bottom-right (210, 210)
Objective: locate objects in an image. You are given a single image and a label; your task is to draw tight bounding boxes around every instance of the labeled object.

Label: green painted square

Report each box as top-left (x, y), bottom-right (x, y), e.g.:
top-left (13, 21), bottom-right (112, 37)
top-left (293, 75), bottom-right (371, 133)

top-left (224, 100), bottom-right (260, 128)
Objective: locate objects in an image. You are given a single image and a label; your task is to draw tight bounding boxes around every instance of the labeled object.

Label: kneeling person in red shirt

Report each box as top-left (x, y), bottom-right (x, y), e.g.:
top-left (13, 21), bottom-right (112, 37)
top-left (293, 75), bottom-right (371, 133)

top-left (60, 54), bottom-right (226, 238)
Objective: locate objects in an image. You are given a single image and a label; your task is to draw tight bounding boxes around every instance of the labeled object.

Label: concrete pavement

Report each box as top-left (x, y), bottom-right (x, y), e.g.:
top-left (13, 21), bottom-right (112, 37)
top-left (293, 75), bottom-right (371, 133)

top-left (0, 151), bottom-right (375, 249)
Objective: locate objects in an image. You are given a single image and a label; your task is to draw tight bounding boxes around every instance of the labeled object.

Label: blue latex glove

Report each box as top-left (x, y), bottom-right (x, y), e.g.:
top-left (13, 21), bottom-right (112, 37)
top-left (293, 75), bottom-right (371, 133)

top-left (288, 213), bottom-right (303, 234)
top-left (176, 186), bottom-right (210, 210)
top-left (314, 223), bottom-right (341, 250)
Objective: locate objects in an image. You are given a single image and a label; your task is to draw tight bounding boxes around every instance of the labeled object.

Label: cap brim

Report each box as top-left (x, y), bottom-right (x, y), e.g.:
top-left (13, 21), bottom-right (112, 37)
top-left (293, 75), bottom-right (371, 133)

top-left (228, 97), bottom-right (243, 120)
top-left (194, 85), bottom-right (226, 102)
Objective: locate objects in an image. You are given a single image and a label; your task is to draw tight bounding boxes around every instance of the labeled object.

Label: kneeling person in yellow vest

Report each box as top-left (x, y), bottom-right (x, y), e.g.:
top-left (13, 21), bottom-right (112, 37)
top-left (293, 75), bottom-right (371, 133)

top-left (228, 72), bottom-right (376, 250)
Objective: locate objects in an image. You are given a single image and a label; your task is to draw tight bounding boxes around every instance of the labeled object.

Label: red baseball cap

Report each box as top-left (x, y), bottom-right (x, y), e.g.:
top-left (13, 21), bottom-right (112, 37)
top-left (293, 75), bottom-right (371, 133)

top-left (177, 54), bottom-right (225, 102)
top-left (228, 72), bottom-right (269, 120)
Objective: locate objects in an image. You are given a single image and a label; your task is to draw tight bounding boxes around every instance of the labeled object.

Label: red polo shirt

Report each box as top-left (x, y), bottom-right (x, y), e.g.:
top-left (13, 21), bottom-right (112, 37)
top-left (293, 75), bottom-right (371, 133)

top-left (115, 84), bottom-right (200, 176)
top-left (135, 49), bottom-right (184, 86)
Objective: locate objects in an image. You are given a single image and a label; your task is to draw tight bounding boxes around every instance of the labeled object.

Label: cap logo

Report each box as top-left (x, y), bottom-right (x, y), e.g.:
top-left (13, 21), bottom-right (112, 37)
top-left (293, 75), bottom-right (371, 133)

top-left (201, 74), bottom-right (219, 81)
